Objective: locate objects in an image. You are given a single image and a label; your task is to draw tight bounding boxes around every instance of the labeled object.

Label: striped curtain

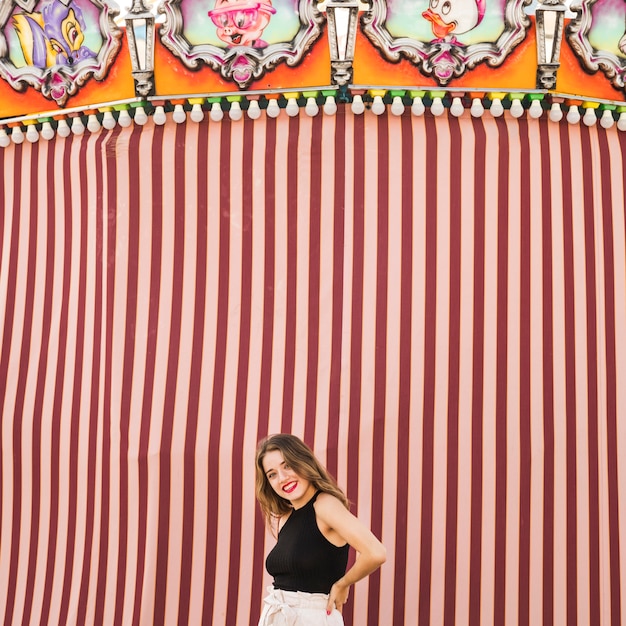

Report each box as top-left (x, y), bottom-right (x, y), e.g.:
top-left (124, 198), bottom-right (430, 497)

top-left (1, 109), bottom-right (625, 626)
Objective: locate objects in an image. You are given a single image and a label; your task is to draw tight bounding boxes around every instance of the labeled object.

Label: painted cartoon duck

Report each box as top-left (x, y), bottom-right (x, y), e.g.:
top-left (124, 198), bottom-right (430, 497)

top-left (619, 30), bottom-right (626, 56)
top-left (13, 0), bottom-right (96, 69)
top-left (208, 0), bottom-right (276, 48)
top-left (422, 0), bottom-right (486, 44)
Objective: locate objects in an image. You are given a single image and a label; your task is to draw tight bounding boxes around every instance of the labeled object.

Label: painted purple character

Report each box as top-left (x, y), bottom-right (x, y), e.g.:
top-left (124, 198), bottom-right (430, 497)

top-left (13, 0), bottom-right (96, 69)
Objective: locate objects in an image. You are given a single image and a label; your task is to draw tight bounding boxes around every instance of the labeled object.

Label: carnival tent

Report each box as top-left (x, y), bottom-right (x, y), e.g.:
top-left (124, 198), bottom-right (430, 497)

top-left (1, 0), bottom-right (626, 624)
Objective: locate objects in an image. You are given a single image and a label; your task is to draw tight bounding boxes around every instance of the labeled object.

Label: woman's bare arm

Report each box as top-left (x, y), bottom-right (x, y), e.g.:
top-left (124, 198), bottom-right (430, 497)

top-left (314, 493), bottom-right (387, 614)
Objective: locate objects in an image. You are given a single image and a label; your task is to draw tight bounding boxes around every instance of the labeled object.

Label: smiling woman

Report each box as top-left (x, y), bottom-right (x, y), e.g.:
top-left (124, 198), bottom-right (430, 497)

top-left (254, 434), bottom-right (386, 626)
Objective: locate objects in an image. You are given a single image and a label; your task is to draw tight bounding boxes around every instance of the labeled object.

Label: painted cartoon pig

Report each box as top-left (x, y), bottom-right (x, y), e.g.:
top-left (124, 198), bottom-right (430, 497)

top-left (208, 0), bottom-right (276, 48)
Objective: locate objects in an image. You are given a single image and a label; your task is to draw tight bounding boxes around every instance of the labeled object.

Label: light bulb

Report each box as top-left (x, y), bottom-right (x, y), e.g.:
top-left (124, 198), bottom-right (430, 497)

top-left (26, 125), bottom-right (39, 142)
top-left (118, 109), bottom-right (132, 127)
top-left (102, 111), bottom-right (116, 129)
top-left (390, 96), bottom-right (405, 116)
top-left (0, 128), bottom-right (10, 148)
top-left (549, 103), bottom-right (563, 122)
top-left (247, 100), bottom-right (261, 120)
top-left (566, 105), bottom-right (580, 124)
top-left (528, 99), bottom-right (543, 119)
top-left (305, 97), bottom-right (319, 116)
top-left (490, 98), bottom-right (504, 117)
top-left (266, 99), bottom-right (280, 118)
top-left (134, 107), bottom-right (149, 125)
top-left (190, 103), bottom-right (204, 122)
top-left (470, 98), bottom-right (484, 117)
top-left (582, 107), bottom-right (597, 126)
top-left (411, 96), bottom-right (425, 116)
top-left (600, 109), bottom-right (614, 129)
top-left (87, 114), bottom-right (101, 132)
top-left (323, 96), bottom-right (337, 116)
top-left (285, 98), bottom-right (299, 117)
top-left (371, 95), bottom-right (385, 115)
top-left (510, 99), bottom-right (524, 118)
top-left (450, 97), bottom-right (464, 117)
top-left (41, 121), bottom-right (55, 140)
top-left (351, 95), bottom-right (365, 115)
top-left (173, 104), bottom-right (186, 123)
top-left (210, 102), bottom-right (224, 122)
top-left (11, 126), bottom-right (25, 144)
top-left (229, 101), bottom-right (243, 121)
top-left (154, 106), bottom-right (167, 125)
top-left (430, 97), bottom-right (445, 116)
top-left (71, 116), bottom-right (85, 135)
top-left (617, 112), bottom-right (626, 132)
top-left (57, 119), bottom-right (71, 137)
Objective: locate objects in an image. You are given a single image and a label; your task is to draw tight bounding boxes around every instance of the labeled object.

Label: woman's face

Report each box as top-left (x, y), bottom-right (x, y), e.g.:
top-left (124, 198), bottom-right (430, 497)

top-left (262, 449), bottom-right (316, 509)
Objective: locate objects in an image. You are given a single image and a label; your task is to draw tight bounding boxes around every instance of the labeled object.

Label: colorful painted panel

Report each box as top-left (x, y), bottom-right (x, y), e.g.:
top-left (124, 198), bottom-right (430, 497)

top-left (158, 0), bottom-right (325, 88)
top-left (361, 0), bottom-right (532, 84)
top-left (0, 0), bottom-right (122, 106)
top-left (567, 0), bottom-right (626, 93)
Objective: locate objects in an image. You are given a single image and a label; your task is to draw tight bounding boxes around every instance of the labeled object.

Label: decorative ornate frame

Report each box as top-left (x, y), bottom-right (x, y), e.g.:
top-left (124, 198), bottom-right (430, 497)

top-left (361, 0), bottom-right (532, 85)
top-left (566, 0), bottom-right (626, 92)
top-left (159, 0), bottom-right (325, 89)
top-left (0, 0), bottom-right (122, 106)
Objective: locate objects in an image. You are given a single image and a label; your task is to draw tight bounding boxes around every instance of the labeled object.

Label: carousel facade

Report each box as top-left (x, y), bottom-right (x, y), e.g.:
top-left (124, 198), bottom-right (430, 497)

top-left (1, 0), bottom-right (626, 624)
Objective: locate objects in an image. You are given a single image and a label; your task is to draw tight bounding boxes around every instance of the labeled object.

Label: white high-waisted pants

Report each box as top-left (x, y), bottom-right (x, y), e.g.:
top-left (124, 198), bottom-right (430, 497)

top-left (257, 587), bottom-right (345, 626)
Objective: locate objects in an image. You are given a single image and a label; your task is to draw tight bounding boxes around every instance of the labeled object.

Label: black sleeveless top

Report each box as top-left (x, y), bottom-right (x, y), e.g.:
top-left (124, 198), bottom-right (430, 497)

top-left (266, 491), bottom-right (349, 594)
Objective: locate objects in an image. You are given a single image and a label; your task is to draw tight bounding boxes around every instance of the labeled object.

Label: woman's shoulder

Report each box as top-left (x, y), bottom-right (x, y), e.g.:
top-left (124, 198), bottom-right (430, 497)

top-left (314, 491), bottom-right (339, 501)
top-left (312, 491), bottom-right (347, 515)
top-left (269, 511), bottom-right (293, 537)
top-left (279, 510), bottom-right (293, 528)
top-left (312, 492), bottom-right (351, 547)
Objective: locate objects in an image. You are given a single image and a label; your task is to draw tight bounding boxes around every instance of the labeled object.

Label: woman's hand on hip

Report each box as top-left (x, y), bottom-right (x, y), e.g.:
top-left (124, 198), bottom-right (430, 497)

top-left (327, 580), bottom-right (349, 615)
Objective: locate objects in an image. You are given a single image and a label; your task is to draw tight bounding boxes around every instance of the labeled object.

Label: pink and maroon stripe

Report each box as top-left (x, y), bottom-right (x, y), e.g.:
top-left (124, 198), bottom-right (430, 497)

top-left (0, 110), bottom-right (625, 626)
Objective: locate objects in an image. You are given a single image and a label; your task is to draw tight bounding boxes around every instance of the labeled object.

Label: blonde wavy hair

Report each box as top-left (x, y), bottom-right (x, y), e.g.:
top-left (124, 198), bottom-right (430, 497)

top-left (255, 434), bottom-right (349, 532)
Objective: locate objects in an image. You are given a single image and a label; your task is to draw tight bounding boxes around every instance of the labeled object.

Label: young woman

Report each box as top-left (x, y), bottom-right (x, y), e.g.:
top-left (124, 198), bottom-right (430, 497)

top-left (255, 434), bottom-right (386, 625)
